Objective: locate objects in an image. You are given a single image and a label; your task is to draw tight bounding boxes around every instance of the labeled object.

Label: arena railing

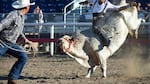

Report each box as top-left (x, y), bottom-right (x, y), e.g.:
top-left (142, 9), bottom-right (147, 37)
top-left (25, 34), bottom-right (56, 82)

top-left (24, 22), bottom-right (150, 56)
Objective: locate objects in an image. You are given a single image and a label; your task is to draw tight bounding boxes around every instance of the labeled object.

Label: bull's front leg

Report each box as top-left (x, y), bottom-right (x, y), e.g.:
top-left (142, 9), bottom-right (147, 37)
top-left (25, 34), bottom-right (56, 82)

top-left (85, 66), bottom-right (97, 78)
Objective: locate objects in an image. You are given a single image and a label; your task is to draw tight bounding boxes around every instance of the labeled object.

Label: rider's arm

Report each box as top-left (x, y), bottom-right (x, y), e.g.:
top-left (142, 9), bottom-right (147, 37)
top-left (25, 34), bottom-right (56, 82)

top-left (107, 1), bottom-right (124, 11)
top-left (107, 1), bottom-right (133, 11)
top-left (110, 2), bottom-right (138, 11)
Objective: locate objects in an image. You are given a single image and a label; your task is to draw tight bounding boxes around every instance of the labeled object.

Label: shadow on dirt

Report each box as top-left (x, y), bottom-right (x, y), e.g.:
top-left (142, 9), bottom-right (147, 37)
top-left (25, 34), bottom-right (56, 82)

top-left (0, 75), bottom-right (7, 80)
top-left (0, 75), bottom-right (49, 80)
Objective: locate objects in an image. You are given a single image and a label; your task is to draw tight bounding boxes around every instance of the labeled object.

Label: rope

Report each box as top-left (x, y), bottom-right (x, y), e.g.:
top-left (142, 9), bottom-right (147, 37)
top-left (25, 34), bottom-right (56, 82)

top-left (0, 40), bottom-right (29, 52)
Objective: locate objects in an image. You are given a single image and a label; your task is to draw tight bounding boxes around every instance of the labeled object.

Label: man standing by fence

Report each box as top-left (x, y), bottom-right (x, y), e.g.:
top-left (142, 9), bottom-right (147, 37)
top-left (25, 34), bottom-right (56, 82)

top-left (33, 6), bottom-right (44, 34)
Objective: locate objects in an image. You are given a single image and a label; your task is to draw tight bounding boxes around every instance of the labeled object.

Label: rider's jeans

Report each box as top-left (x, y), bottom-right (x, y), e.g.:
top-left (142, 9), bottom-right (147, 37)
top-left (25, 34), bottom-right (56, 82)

top-left (0, 42), bottom-right (28, 80)
top-left (92, 13), bottom-right (110, 46)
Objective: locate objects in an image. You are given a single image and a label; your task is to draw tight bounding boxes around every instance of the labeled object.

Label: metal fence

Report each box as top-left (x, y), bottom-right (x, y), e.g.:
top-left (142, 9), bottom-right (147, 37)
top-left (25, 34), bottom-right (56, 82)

top-left (24, 22), bottom-right (150, 56)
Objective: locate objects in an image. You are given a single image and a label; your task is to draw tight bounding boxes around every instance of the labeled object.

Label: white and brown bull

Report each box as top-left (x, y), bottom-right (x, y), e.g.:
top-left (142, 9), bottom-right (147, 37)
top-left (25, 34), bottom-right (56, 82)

top-left (58, 1), bottom-right (143, 78)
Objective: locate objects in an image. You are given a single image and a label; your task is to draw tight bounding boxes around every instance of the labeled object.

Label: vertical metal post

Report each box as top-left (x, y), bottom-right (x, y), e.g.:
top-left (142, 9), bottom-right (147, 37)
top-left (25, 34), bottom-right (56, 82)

top-left (63, 0), bottom-right (76, 29)
top-left (79, 5), bottom-right (82, 15)
top-left (50, 25), bottom-right (54, 56)
top-left (73, 13), bottom-right (76, 32)
top-left (64, 13), bottom-right (66, 28)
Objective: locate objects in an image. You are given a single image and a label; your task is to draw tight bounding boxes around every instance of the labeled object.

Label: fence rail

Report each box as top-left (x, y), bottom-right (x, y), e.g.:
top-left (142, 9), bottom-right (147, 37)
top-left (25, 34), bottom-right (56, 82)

top-left (25, 22), bottom-right (150, 26)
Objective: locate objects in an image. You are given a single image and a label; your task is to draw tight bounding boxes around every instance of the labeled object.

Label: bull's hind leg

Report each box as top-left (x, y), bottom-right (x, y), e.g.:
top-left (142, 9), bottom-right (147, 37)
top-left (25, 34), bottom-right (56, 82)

top-left (85, 66), bottom-right (97, 78)
top-left (98, 46), bottom-right (111, 78)
top-left (100, 59), bottom-right (107, 78)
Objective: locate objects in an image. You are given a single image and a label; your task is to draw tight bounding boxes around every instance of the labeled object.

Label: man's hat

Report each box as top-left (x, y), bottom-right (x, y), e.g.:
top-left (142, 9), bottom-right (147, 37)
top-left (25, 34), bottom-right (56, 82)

top-left (12, 0), bottom-right (35, 9)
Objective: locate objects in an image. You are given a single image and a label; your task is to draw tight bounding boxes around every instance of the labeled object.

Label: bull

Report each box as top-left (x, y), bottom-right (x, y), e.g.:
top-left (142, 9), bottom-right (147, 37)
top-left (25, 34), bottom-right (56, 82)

top-left (58, 1), bottom-right (143, 78)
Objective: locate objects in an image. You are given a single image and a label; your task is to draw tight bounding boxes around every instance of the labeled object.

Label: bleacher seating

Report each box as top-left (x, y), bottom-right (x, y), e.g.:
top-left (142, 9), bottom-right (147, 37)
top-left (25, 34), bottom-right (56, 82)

top-left (0, 0), bottom-right (72, 13)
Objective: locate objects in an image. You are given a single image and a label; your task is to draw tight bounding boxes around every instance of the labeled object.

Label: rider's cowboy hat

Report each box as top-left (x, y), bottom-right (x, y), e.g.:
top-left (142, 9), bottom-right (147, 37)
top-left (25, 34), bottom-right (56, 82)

top-left (12, 0), bottom-right (35, 9)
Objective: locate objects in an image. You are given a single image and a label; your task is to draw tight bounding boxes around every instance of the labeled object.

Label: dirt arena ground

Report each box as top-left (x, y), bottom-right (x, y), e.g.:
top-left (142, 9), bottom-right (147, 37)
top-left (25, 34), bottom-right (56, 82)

top-left (1, 44), bottom-right (150, 84)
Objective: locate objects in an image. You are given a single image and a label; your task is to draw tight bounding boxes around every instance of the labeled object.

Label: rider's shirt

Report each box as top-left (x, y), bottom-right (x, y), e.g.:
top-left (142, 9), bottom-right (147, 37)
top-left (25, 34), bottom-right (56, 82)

top-left (88, 0), bottom-right (121, 13)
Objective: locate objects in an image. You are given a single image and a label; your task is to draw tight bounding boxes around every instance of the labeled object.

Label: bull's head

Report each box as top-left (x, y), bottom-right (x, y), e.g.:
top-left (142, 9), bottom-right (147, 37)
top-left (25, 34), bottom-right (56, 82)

top-left (58, 35), bottom-right (74, 53)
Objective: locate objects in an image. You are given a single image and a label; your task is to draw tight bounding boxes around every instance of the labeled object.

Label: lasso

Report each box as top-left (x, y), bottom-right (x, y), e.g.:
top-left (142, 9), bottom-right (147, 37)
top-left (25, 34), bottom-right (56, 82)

top-left (0, 39), bottom-right (31, 53)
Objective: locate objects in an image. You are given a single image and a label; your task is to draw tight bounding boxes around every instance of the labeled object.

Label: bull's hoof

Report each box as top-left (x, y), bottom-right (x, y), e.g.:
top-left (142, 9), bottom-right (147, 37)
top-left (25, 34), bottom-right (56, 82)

top-left (102, 76), bottom-right (106, 79)
top-left (85, 75), bottom-right (90, 78)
